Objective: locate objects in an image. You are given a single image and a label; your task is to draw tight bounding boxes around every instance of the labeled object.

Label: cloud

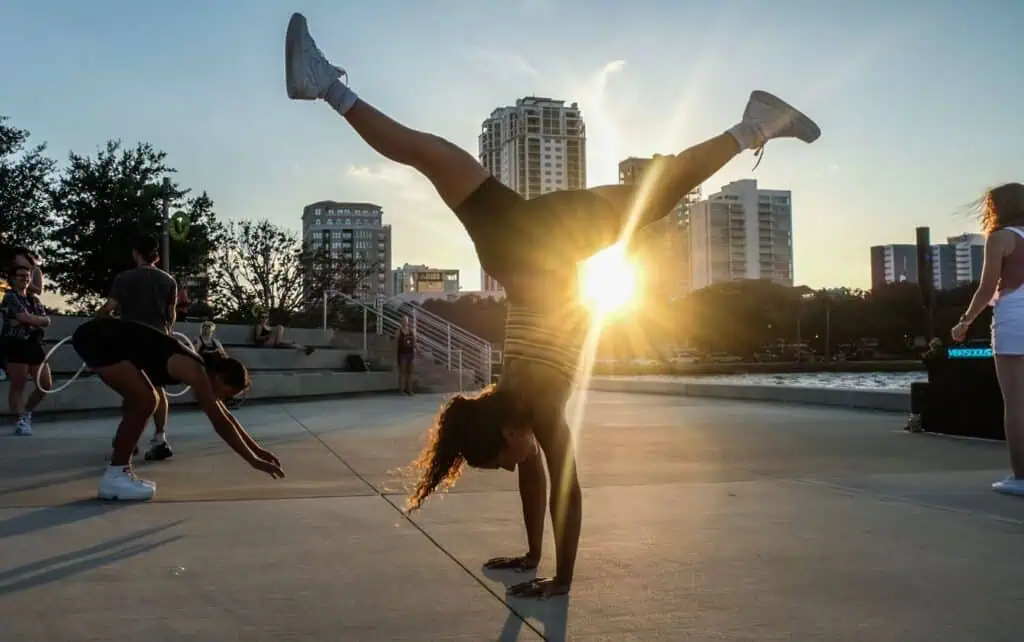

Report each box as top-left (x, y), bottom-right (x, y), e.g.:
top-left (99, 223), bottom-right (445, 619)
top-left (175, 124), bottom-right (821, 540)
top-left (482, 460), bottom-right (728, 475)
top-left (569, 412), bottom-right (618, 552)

top-left (346, 164), bottom-right (436, 203)
top-left (460, 47), bottom-right (542, 81)
top-left (562, 59), bottom-right (629, 186)
top-left (602, 60), bottom-right (626, 75)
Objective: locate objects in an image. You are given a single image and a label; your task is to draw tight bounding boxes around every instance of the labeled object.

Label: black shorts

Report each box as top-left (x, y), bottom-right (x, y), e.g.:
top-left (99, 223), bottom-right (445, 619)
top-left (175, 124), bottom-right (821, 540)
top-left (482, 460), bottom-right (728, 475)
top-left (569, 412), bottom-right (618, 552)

top-left (72, 318), bottom-right (200, 387)
top-left (0, 337), bottom-right (45, 365)
top-left (454, 178), bottom-right (624, 291)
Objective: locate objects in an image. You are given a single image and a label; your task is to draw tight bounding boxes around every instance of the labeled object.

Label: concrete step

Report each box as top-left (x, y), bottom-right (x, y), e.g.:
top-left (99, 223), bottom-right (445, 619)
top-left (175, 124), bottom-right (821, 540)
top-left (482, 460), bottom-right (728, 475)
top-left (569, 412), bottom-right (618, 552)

top-left (0, 371), bottom-right (396, 413)
top-left (44, 317), bottom-right (338, 349)
top-left (33, 342), bottom-right (366, 375)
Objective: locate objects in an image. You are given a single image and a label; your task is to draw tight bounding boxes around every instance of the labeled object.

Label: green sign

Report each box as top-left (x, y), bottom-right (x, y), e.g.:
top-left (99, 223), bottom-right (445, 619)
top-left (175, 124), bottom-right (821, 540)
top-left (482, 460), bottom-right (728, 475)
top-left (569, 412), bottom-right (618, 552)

top-left (169, 211), bottom-right (190, 241)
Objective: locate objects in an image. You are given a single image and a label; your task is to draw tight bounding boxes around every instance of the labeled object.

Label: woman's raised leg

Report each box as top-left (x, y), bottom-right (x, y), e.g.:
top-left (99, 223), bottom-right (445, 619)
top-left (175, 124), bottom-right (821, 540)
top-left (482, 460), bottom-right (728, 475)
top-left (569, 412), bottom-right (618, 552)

top-left (581, 91), bottom-right (821, 253)
top-left (285, 13), bottom-right (489, 211)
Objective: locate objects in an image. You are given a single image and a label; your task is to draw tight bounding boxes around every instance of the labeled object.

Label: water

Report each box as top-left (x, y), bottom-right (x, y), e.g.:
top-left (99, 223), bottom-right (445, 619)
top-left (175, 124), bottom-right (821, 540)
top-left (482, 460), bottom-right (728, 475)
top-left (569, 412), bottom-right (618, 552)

top-left (624, 371), bottom-right (926, 391)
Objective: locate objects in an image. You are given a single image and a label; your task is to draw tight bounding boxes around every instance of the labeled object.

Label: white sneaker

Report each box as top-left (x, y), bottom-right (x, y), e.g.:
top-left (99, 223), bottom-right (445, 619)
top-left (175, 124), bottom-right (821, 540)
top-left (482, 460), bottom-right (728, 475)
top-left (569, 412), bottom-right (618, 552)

top-left (98, 466), bottom-right (156, 501)
top-left (742, 90), bottom-right (821, 147)
top-left (285, 12), bottom-right (344, 100)
top-left (14, 415), bottom-right (32, 436)
top-left (991, 475), bottom-right (1024, 497)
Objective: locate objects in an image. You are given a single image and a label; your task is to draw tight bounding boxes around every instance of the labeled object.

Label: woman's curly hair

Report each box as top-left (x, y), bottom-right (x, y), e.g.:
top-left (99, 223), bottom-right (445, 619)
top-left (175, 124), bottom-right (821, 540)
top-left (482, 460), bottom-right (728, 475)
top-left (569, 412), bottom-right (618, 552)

top-left (980, 183), bottom-right (1024, 234)
top-left (405, 384), bottom-right (523, 512)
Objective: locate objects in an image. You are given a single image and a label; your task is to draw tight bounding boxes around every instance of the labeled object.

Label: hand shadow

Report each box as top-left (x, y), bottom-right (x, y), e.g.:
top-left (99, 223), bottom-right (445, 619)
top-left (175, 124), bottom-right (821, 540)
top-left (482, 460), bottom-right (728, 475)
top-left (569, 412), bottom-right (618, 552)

top-left (484, 565), bottom-right (569, 642)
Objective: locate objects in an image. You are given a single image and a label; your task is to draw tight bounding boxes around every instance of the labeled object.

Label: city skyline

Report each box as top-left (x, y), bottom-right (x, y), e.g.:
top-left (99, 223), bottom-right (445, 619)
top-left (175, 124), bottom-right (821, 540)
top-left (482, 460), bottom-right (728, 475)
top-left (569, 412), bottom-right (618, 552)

top-left (2, 1), bottom-right (1020, 291)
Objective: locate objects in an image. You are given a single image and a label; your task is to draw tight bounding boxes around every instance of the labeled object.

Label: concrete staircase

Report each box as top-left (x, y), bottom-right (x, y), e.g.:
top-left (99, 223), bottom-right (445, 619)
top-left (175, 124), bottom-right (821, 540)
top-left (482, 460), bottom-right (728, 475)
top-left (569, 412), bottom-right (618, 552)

top-left (330, 294), bottom-right (494, 394)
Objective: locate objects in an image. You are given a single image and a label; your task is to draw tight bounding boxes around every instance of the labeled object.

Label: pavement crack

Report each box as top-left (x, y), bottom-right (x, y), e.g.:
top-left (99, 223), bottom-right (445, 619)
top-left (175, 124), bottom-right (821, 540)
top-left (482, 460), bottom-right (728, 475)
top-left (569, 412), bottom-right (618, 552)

top-left (284, 408), bottom-right (547, 640)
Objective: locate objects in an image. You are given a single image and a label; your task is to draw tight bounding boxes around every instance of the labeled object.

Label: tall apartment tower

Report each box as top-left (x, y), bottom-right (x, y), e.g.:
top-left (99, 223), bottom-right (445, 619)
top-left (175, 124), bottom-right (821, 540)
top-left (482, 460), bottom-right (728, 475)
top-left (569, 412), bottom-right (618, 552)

top-left (617, 156), bottom-right (701, 299)
top-left (871, 234), bottom-right (984, 291)
top-left (301, 201), bottom-right (393, 299)
top-left (870, 244), bottom-right (919, 288)
top-left (478, 96), bottom-right (587, 292)
top-left (689, 179), bottom-right (794, 290)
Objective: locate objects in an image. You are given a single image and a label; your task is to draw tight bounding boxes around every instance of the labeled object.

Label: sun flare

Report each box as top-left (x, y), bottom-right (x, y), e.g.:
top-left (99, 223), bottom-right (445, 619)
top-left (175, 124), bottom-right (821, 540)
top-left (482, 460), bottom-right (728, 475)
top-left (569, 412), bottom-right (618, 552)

top-left (579, 244), bottom-right (641, 316)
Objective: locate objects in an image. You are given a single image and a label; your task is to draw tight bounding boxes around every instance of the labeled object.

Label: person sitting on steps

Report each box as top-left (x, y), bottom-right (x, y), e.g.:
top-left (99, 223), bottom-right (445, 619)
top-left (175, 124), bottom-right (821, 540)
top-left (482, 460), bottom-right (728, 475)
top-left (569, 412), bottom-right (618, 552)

top-left (253, 311), bottom-right (315, 355)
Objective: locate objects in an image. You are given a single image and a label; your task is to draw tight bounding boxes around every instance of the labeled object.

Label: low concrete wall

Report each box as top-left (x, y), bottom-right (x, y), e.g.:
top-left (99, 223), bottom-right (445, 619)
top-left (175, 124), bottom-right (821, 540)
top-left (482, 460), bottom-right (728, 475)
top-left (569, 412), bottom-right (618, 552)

top-left (0, 371), bottom-right (397, 413)
top-left (44, 316), bottom-right (337, 349)
top-left (589, 377), bottom-right (911, 413)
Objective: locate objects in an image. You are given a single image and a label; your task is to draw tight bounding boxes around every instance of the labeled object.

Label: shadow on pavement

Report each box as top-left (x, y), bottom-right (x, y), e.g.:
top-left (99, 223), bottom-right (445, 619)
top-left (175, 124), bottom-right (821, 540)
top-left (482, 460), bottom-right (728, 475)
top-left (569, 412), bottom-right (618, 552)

top-left (0, 500), bottom-right (136, 539)
top-left (484, 566), bottom-right (568, 641)
top-left (497, 596), bottom-right (570, 642)
top-left (0, 521), bottom-right (185, 596)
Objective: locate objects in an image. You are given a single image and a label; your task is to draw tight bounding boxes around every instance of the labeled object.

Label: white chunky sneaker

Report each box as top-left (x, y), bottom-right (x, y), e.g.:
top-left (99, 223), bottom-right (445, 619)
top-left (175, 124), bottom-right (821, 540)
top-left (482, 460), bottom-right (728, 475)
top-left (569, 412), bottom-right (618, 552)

top-left (98, 466), bottom-right (156, 501)
top-left (14, 415), bottom-right (32, 436)
top-left (742, 90), bottom-right (821, 147)
top-left (285, 12), bottom-right (345, 100)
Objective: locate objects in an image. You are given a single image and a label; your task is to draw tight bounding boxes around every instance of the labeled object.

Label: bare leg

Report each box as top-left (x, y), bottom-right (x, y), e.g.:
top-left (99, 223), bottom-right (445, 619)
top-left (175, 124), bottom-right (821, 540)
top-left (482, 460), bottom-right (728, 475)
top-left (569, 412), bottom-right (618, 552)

top-left (588, 134), bottom-right (742, 235)
top-left (152, 386), bottom-right (168, 438)
top-left (97, 363), bottom-right (159, 467)
top-left (25, 363), bottom-right (50, 412)
top-left (6, 363), bottom-right (27, 416)
top-left (578, 90), bottom-right (820, 251)
top-left (342, 102), bottom-right (490, 210)
top-left (285, 13), bottom-right (489, 211)
top-left (994, 356), bottom-right (1024, 477)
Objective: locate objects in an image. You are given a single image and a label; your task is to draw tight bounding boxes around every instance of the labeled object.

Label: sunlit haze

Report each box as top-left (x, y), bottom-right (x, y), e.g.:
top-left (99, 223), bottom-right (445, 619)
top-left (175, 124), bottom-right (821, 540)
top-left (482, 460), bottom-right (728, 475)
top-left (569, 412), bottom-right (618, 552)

top-left (3, 0), bottom-right (1023, 292)
top-left (579, 244), bottom-right (641, 316)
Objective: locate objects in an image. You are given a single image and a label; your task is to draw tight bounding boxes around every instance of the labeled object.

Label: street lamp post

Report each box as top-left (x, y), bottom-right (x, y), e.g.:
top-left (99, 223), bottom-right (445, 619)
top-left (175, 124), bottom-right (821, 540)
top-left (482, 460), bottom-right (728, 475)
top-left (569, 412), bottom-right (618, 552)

top-left (161, 177), bottom-right (171, 272)
top-left (824, 299), bottom-right (832, 362)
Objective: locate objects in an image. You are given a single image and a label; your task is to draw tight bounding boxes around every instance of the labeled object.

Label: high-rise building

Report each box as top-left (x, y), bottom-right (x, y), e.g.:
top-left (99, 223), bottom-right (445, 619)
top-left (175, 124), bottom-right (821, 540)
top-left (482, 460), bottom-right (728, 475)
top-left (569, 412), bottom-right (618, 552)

top-left (301, 201), bottom-right (392, 298)
top-left (943, 233), bottom-right (985, 287)
top-left (871, 233), bottom-right (984, 290)
top-left (478, 96), bottom-right (587, 293)
top-left (870, 244), bottom-right (919, 288)
top-left (393, 263), bottom-right (460, 295)
top-left (689, 179), bottom-right (794, 290)
top-left (617, 155), bottom-right (701, 299)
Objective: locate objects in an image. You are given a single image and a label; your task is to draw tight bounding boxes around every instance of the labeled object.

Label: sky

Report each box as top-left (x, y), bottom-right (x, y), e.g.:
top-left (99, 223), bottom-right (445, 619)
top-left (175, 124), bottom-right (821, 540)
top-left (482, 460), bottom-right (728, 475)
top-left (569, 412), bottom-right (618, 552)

top-left (2, 0), bottom-right (1023, 291)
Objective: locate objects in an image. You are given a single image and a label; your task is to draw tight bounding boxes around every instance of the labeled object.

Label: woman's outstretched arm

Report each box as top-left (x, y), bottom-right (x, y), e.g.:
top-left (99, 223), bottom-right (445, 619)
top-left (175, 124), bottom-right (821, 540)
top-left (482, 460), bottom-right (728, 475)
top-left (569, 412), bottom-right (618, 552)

top-left (536, 420), bottom-right (582, 587)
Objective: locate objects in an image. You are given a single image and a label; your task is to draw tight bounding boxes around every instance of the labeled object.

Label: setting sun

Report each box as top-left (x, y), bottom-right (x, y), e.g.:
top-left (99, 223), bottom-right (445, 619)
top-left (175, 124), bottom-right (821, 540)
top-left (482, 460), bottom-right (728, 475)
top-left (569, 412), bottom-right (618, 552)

top-left (579, 244), bottom-right (642, 315)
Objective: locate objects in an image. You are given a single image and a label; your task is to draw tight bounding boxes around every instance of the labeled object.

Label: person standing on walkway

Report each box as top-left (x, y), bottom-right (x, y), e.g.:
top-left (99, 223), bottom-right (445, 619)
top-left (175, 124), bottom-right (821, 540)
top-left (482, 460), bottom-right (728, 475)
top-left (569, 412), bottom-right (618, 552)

top-left (98, 235), bottom-right (178, 461)
top-left (1, 264), bottom-right (52, 435)
top-left (395, 315), bottom-right (417, 395)
top-left (952, 182), bottom-right (1024, 496)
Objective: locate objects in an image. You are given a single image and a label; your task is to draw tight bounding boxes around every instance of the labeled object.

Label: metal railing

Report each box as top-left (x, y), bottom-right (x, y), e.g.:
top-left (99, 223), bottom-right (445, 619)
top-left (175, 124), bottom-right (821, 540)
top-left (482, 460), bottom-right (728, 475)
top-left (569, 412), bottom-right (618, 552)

top-left (326, 293), bottom-right (493, 390)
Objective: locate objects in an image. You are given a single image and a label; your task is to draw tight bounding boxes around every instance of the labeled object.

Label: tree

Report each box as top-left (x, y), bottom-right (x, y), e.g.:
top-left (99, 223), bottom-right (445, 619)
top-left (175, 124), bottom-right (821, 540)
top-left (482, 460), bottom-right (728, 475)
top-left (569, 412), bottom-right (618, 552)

top-left (208, 219), bottom-right (305, 321)
top-left (0, 116), bottom-right (56, 250)
top-left (47, 140), bottom-right (221, 310)
top-left (302, 247), bottom-right (376, 303)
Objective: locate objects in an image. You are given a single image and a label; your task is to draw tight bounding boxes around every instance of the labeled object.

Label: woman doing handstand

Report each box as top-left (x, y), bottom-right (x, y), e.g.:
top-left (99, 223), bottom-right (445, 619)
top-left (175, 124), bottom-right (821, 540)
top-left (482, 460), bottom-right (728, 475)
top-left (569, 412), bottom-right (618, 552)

top-left (284, 12), bottom-right (820, 598)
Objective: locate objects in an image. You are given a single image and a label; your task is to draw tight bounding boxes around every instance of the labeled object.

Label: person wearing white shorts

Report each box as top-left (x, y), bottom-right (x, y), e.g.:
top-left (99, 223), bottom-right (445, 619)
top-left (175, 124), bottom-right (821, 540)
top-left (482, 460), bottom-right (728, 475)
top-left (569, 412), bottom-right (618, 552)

top-left (952, 182), bottom-right (1024, 496)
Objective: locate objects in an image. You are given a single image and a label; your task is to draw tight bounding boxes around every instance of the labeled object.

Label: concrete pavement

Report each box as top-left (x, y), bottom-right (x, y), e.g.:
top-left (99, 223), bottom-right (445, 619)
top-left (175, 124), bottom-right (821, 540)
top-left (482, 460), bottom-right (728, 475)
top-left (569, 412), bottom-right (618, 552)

top-left (1, 391), bottom-right (1023, 641)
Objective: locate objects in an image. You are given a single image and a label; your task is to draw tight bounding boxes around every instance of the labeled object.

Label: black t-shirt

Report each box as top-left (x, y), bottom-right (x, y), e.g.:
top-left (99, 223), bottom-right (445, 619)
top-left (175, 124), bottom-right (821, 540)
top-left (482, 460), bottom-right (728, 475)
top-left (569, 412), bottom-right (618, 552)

top-left (110, 266), bottom-right (178, 334)
top-left (397, 329), bottom-right (415, 355)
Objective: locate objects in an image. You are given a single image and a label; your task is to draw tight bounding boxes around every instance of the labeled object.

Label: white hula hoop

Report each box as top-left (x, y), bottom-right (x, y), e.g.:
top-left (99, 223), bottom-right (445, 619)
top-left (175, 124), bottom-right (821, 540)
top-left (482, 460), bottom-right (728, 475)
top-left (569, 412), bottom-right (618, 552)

top-left (37, 336), bottom-right (87, 395)
top-left (165, 331), bottom-right (196, 398)
top-left (37, 330), bottom-right (198, 398)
